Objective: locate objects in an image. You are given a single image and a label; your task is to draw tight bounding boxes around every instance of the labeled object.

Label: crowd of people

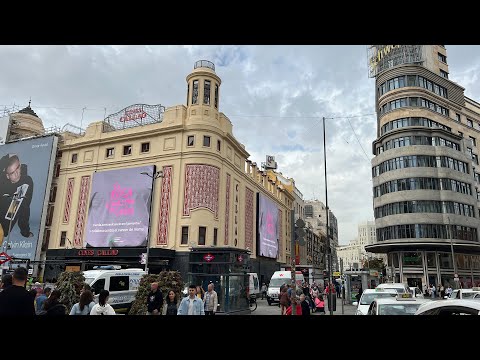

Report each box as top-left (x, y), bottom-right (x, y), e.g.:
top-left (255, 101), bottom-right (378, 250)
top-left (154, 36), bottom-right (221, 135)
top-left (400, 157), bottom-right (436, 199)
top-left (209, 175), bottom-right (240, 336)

top-left (276, 281), bottom-right (342, 315)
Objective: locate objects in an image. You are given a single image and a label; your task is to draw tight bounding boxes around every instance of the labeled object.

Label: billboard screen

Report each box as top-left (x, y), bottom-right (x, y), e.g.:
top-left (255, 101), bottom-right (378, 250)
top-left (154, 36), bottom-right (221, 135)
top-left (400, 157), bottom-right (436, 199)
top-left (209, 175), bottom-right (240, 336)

top-left (0, 136), bottom-right (57, 261)
top-left (0, 115), bottom-right (10, 145)
top-left (84, 165), bottom-right (155, 248)
top-left (257, 193), bottom-right (279, 259)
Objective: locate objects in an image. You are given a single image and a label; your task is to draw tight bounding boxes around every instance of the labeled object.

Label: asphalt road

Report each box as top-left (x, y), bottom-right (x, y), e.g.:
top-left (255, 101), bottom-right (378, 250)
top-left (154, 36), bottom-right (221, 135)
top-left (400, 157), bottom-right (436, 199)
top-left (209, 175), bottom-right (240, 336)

top-left (251, 296), bottom-right (357, 315)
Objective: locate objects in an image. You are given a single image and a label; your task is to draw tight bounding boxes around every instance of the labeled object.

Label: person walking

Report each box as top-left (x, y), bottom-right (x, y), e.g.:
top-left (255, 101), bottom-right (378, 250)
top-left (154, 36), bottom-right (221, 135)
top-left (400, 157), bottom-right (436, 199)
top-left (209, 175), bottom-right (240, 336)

top-left (90, 290), bottom-right (116, 315)
top-left (162, 290), bottom-right (179, 315)
top-left (284, 295), bottom-right (302, 315)
top-left (299, 294), bottom-right (310, 316)
top-left (0, 267), bottom-right (35, 316)
top-left (177, 284), bottom-right (205, 315)
top-left (146, 282), bottom-right (163, 315)
top-left (203, 283), bottom-right (218, 315)
top-left (70, 290), bottom-right (95, 315)
top-left (261, 283), bottom-right (267, 300)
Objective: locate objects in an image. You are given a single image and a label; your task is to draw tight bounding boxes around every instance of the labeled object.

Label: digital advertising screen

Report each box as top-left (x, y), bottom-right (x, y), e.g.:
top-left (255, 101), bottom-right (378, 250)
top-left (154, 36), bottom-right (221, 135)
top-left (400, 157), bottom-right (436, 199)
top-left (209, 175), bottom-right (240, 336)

top-left (84, 165), bottom-right (155, 248)
top-left (257, 193), bottom-right (279, 259)
top-left (0, 135), bottom-right (57, 261)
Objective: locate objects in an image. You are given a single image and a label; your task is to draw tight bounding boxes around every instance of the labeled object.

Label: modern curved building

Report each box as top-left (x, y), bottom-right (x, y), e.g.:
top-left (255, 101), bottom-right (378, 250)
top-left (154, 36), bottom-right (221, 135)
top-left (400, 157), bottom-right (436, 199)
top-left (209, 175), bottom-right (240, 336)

top-left (365, 45), bottom-right (480, 289)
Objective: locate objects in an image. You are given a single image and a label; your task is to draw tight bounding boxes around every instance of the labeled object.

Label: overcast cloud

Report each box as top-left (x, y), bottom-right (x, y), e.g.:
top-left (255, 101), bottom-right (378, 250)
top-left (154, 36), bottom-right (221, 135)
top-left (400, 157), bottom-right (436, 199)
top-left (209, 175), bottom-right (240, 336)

top-left (0, 45), bottom-right (477, 245)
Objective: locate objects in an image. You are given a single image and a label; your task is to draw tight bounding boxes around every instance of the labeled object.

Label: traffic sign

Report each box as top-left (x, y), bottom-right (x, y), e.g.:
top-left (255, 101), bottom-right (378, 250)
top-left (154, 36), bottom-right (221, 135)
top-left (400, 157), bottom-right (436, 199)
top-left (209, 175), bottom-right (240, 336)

top-left (0, 252), bottom-right (12, 265)
top-left (295, 219), bottom-right (305, 228)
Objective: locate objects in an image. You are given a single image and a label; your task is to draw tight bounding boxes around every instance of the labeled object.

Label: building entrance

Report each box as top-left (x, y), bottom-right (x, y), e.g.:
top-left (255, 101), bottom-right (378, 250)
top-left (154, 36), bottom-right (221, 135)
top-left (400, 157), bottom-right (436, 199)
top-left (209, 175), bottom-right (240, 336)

top-left (406, 277), bottom-right (422, 289)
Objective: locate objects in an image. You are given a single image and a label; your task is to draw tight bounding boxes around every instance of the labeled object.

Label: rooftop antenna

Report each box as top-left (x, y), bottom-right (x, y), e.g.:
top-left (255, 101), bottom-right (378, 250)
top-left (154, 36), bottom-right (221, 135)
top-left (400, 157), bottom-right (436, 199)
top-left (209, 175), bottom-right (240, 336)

top-left (28, 98), bottom-right (31, 107)
top-left (81, 107), bottom-right (86, 130)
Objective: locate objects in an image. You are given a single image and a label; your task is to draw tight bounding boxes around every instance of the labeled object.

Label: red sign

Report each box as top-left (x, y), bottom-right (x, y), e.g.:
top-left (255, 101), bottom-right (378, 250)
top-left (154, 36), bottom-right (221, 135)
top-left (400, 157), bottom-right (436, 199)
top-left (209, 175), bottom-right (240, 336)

top-left (203, 253), bottom-right (215, 262)
top-left (0, 252), bottom-right (12, 265)
top-left (78, 249), bottom-right (119, 256)
top-left (120, 108), bottom-right (147, 123)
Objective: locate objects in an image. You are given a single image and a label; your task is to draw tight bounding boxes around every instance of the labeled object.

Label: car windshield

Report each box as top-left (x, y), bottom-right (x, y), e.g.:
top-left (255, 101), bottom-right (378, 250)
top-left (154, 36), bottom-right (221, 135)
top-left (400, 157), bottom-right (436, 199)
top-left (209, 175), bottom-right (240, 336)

top-left (378, 303), bottom-right (421, 315)
top-left (360, 292), bottom-right (397, 305)
top-left (269, 279), bottom-right (288, 288)
top-left (84, 278), bottom-right (95, 285)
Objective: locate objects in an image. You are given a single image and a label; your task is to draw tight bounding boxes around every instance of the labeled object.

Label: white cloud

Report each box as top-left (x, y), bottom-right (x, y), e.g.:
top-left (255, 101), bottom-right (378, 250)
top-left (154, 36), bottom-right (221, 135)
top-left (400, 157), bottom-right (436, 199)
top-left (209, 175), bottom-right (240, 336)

top-left (1, 45), bottom-right (477, 245)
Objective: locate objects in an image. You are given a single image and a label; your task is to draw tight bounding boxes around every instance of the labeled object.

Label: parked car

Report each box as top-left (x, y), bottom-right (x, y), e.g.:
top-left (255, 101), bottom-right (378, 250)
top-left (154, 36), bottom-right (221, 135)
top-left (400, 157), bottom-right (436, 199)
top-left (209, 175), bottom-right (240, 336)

top-left (375, 282), bottom-right (410, 294)
top-left (367, 293), bottom-right (428, 315)
top-left (415, 299), bottom-right (480, 315)
top-left (448, 288), bottom-right (480, 300)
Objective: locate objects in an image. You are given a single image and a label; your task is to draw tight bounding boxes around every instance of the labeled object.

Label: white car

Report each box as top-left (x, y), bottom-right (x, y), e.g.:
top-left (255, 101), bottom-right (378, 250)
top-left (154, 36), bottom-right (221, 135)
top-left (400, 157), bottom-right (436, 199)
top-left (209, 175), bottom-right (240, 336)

top-left (353, 288), bottom-right (398, 315)
top-left (376, 282), bottom-right (410, 294)
top-left (415, 299), bottom-right (480, 315)
top-left (367, 294), bottom-right (428, 315)
top-left (448, 288), bottom-right (480, 300)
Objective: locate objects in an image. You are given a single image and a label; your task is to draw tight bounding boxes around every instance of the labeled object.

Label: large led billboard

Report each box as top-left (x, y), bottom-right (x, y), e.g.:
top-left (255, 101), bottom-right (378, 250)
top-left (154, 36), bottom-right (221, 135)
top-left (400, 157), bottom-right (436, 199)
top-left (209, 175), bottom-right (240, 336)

top-left (0, 115), bottom-right (10, 145)
top-left (84, 165), bottom-right (155, 247)
top-left (0, 135), bottom-right (58, 261)
top-left (257, 193), bottom-right (279, 259)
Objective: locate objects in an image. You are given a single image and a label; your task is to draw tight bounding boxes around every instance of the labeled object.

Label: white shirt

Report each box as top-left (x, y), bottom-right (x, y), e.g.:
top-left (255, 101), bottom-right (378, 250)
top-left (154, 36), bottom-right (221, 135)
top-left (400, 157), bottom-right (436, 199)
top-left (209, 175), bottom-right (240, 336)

top-left (188, 297), bottom-right (195, 315)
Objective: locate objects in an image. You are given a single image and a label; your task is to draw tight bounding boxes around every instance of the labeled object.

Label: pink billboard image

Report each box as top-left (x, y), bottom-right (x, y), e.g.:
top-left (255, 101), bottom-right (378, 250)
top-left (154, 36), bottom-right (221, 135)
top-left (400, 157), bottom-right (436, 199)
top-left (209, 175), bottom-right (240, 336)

top-left (84, 165), bottom-right (154, 247)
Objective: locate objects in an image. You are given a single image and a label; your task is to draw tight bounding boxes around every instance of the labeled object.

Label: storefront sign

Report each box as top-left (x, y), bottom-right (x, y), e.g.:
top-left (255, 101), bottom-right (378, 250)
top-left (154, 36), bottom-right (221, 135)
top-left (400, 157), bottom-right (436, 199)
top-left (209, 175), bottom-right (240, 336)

top-left (78, 249), bottom-right (119, 256)
top-left (203, 253), bottom-right (215, 262)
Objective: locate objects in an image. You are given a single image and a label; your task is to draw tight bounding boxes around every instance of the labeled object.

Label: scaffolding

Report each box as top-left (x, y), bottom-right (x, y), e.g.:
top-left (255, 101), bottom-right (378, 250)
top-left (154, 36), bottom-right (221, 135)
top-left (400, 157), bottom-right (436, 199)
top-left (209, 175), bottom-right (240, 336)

top-left (367, 45), bottom-right (424, 78)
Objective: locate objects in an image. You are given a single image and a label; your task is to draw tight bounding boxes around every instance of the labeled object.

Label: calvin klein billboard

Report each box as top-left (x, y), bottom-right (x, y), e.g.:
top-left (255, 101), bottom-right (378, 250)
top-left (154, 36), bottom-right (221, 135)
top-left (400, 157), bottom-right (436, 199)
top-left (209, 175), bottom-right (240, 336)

top-left (257, 193), bottom-right (279, 259)
top-left (0, 135), bottom-right (58, 261)
top-left (84, 165), bottom-right (154, 247)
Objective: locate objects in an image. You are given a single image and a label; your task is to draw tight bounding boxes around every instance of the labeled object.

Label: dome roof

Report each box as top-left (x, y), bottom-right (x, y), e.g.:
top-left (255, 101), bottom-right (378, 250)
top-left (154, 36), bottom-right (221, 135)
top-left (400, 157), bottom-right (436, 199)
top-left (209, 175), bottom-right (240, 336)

top-left (18, 104), bottom-right (39, 118)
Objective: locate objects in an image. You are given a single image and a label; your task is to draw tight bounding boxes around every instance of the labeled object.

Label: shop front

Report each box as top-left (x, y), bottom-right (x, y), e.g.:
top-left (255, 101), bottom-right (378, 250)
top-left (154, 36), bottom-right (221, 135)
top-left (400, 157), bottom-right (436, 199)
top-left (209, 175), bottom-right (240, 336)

top-left (187, 247), bottom-right (250, 314)
top-left (44, 247), bottom-right (175, 281)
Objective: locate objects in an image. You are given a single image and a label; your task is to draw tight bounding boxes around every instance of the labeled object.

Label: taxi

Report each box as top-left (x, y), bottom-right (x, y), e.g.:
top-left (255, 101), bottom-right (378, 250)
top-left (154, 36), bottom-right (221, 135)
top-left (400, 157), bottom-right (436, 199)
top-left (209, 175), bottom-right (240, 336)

top-left (366, 293), bottom-right (429, 315)
top-left (353, 288), bottom-right (397, 315)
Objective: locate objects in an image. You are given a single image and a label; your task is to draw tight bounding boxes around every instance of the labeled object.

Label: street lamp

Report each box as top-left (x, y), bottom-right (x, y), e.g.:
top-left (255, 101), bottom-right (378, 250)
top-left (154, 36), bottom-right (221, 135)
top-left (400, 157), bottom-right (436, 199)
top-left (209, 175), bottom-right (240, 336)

top-left (322, 116), bottom-right (335, 316)
top-left (447, 217), bottom-right (459, 289)
top-left (140, 169), bottom-right (164, 273)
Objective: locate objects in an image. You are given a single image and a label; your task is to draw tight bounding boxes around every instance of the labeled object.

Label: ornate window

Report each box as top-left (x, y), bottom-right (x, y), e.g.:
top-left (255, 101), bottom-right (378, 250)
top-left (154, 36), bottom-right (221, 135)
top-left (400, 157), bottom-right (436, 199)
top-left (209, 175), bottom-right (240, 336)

top-left (192, 80), bottom-right (199, 104)
top-left (204, 80), bottom-right (211, 105)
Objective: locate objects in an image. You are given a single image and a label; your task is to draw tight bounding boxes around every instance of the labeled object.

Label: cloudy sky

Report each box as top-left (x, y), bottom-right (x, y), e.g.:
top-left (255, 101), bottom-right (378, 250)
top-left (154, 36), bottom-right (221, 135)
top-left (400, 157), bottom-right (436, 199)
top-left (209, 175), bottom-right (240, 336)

top-left (1, 45), bottom-right (479, 245)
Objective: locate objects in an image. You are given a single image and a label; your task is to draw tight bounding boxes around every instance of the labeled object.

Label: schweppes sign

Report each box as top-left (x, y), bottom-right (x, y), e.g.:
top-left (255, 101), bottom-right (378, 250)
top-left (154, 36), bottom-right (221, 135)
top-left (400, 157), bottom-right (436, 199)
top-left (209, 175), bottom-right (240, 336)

top-left (369, 45), bottom-right (401, 70)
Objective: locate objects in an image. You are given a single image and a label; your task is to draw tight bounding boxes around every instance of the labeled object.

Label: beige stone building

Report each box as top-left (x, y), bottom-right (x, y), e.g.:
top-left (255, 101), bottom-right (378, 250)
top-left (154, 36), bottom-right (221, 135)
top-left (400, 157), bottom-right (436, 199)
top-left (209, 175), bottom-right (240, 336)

top-left (41, 60), bottom-right (294, 283)
top-left (366, 45), bottom-right (480, 289)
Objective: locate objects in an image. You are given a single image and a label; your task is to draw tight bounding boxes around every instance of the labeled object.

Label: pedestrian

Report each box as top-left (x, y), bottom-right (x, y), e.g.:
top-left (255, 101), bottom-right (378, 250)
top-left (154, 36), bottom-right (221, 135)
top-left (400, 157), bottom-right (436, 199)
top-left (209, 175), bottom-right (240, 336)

top-left (0, 267), bottom-right (35, 316)
top-left (314, 295), bottom-right (326, 314)
top-left (335, 282), bottom-right (341, 298)
top-left (440, 285), bottom-right (445, 299)
top-left (0, 274), bottom-right (12, 292)
top-left (162, 289), bottom-right (179, 315)
top-left (177, 284), bottom-right (205, 315)
top-left (279, 286), bottom-right (290, 315)
top-left (203, 283), bottom-right (218, 315)
top-left (196, 285), bottom-right (205, 300)
top-left (284, 295), bottom-right (302, 315)
top-left (299, 294), bottom-right (310, 316)
top-left (261, 282), bottom-right (267, 300)
top-left (81, 283), bottom-right (91, 294)
top-left (70, 289), bottom-right (95, 315)
top-left (90, 289), bottom-right (116, 315)
top-left (35, 287), bottom-right (49, 314)
top-left (446, 285), bottom-right (453, 298)
top-left (146, 282), bottom-right (163, 315)
top-left (42, 289), bottom-right (67, 316)
top-left (29, 288), bottom-right (38, 309)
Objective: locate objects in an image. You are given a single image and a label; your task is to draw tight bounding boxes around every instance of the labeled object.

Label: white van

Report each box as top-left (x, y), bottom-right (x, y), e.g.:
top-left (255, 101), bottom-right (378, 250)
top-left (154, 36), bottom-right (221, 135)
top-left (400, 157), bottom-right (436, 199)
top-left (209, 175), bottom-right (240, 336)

top-left (247, 273), bottom-right (260, 298)
top-left (83, 267), bottom-right (146, 313)
top-left (266, 270), bottom-right (304, 306)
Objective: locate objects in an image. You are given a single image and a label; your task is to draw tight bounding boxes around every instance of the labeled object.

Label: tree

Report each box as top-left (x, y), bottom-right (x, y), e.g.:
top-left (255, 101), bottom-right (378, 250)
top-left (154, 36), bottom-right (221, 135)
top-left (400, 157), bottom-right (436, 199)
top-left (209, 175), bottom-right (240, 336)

top-left (129, 270), bottom-right (184, 315)
top-left (54, 271), bottom-right (86, 312)
top-left (366, 257), bottom-right (385, 271)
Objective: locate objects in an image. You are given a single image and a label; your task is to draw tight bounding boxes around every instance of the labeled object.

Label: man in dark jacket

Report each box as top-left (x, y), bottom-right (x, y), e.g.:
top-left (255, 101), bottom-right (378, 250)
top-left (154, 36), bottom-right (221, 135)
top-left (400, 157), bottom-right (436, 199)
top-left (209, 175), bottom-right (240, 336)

top-left (0, 154), bottom-right (34, 245)
top-left (0, 267), bottom-right (35, 316)
top-left (146, 282), bottom-right (163, 315)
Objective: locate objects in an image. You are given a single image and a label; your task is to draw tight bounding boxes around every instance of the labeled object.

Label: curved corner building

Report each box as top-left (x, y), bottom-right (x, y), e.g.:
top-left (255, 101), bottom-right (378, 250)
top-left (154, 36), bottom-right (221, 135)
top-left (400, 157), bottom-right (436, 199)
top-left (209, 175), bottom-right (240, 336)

top-left (365, 45), bottom-right (480, 289)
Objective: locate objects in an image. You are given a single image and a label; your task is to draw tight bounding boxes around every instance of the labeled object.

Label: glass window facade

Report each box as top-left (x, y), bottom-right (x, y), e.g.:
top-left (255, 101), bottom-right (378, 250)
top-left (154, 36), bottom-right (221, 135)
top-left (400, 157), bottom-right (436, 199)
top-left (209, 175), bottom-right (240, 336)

top-left (376, 135), bottom-right (460, 154)
top-left (372, 156), bottom-right (469, 177)
top-left (192, 80), bottom-right (199, 104)
top-left (379, 97), bottom-right (449, 117)
top-left (376, 224), bottom-right (478, 242)
top-left (402, 252), bottom-right (423, 267)
top-left (374, 200), bottom-right (475, 218)
top-left (381, 117), bottom-right (451, 136)
top-left (373, 177), bottom-right (472, 198)
top-left (378, 75), bottom-right (448, 98)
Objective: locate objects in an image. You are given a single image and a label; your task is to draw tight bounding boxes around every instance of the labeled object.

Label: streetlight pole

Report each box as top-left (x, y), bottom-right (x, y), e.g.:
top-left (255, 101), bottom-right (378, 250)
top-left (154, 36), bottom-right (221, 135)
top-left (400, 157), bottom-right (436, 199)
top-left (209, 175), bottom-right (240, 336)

top-left (323, 116), bottom-right (334, 316)
top-left (448, 217), bottom-right (458, 289)
top-left (140, 169), bottom-right (164, 274)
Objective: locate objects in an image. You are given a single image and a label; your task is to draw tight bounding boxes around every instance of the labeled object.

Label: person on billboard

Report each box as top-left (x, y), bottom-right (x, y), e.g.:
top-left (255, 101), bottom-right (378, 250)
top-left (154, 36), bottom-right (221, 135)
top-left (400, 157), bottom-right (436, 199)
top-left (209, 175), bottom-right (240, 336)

top-left (0, 154), bottom-right (34, 246)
